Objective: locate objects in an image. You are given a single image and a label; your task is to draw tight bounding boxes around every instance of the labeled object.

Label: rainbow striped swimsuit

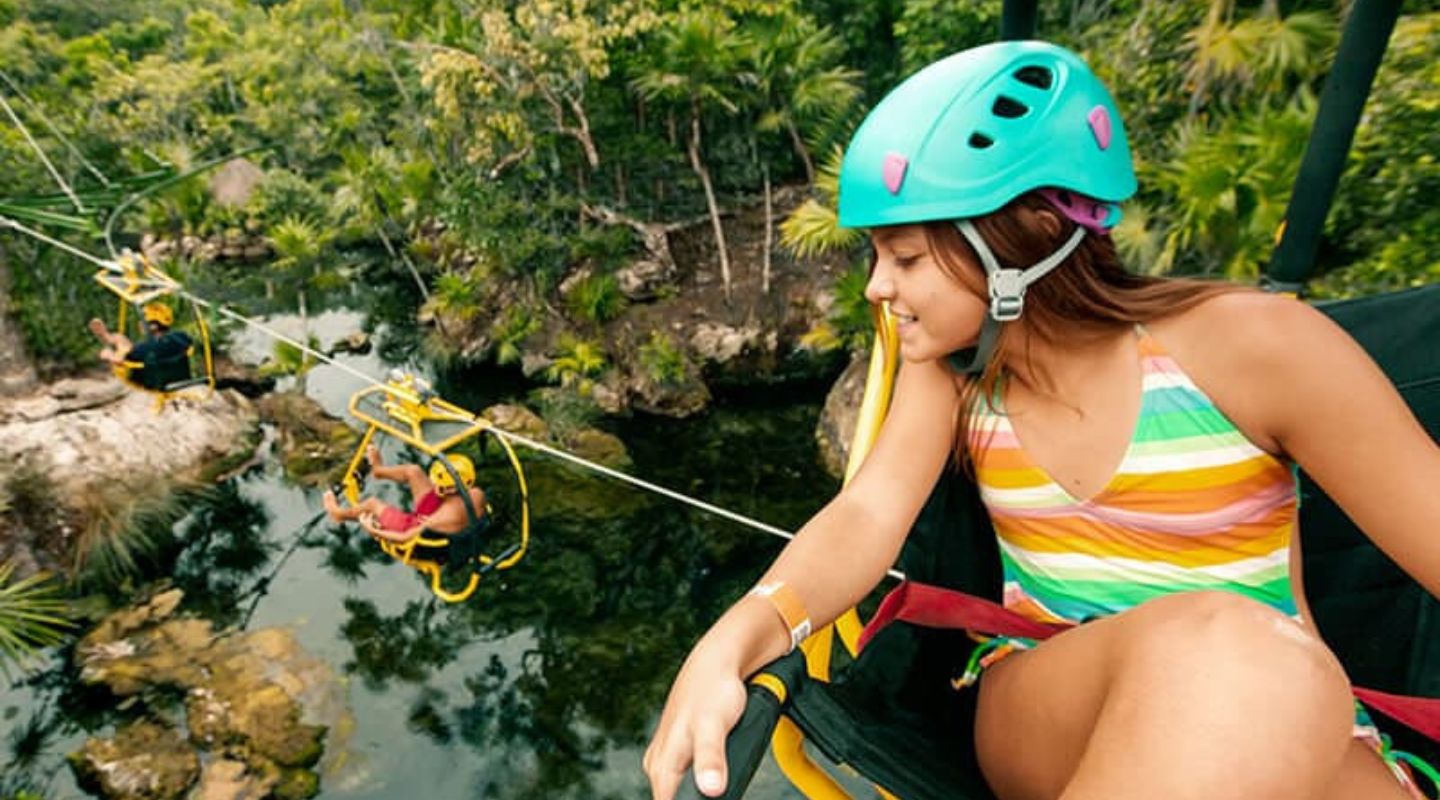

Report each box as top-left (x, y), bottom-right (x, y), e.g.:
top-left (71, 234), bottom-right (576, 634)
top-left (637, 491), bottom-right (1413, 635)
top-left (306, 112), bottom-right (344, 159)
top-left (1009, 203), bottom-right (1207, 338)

top-left (965, 328), bottom-right (1433, 796)
top-left (970, 329), bottom-right (1297, 624)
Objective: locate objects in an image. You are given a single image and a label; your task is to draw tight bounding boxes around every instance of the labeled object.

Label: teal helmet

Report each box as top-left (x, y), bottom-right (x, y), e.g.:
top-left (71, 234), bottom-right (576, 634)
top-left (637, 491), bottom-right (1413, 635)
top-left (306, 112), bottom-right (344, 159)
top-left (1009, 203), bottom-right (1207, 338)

top-left (838, 40), bottom-right (1136, 230)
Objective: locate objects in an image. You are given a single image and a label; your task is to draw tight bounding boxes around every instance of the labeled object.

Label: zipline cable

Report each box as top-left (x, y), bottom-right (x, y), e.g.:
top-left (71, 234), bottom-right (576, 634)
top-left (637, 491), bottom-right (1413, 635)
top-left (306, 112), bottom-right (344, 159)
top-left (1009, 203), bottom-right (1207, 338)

top-left (188, 294), bottom-right (810, 545)
top-left (0, 213), bottom-right (908, 577)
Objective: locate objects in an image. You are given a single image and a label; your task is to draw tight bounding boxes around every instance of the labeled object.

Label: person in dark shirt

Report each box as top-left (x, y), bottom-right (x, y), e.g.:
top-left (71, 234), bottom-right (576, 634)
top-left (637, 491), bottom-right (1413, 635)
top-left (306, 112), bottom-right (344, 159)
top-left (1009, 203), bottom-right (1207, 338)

top-left (88, 301), bottom-right (193, 389)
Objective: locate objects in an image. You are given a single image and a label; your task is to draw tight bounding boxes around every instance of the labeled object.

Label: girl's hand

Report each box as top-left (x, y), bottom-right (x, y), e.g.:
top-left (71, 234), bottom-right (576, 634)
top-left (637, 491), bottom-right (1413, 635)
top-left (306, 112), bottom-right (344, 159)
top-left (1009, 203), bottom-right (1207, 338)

top-left (366, 444), bottom-right (384, 469)
top-left (358, 512), bottom-right (383, 538)
top-left (644, 644), bottom-right (748, 799)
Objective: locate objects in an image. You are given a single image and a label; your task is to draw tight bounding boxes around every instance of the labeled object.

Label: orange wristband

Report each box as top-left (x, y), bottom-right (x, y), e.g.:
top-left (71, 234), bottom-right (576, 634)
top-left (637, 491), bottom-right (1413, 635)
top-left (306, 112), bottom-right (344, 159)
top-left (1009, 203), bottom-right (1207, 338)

top-left (749, 581), bottom-right (812, 654)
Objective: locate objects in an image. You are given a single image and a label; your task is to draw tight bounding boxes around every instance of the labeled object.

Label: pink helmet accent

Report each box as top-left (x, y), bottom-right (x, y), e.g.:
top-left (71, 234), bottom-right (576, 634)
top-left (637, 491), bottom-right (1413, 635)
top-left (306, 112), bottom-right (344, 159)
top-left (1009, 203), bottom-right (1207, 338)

top-left (882, 152), bottom-right (909, 195)
top-left (1038, 187), bottom-right (1120, 234)
top-left (1087, 106), bottom-right (1112, 151)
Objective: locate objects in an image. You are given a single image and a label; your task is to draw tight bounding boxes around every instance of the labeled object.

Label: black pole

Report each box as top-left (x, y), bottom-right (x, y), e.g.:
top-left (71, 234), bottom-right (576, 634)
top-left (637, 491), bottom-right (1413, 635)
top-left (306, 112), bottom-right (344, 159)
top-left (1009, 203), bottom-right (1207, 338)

top-left (1000, 0), bottom-right (1038, 41)
top-left (1266, 0), bottom-right (1402, 290)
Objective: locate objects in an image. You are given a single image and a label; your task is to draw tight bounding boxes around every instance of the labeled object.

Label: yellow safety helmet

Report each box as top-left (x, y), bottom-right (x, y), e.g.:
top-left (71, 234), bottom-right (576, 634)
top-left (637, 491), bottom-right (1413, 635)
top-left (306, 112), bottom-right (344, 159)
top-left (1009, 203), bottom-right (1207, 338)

top-left (429, 454), bottom-right (475, 491)
top-left (142, 302), bottom-right (174, 327)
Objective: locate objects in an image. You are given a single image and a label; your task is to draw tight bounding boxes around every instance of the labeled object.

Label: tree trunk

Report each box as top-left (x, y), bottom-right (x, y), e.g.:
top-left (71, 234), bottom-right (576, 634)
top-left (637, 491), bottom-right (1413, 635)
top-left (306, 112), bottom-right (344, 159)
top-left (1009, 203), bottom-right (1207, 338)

top-left (786, 120), bottom-right (816, 186)
top-left (0, 252), bottom-right (38, 396)
top-left (762, 165), bottom-right (773, 296)
top-left (565, 96), bottom-right (601, 169)
top-left (688, 106), bottom-right (731, 302)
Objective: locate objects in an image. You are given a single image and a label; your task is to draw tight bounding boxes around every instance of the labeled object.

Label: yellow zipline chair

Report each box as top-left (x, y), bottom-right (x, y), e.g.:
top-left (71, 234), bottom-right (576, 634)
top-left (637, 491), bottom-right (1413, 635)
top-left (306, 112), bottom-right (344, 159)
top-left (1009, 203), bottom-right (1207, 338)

top-left (337, 371), bottom-right (530, 603)
top-left (92, 251), bottom-right (215, 408)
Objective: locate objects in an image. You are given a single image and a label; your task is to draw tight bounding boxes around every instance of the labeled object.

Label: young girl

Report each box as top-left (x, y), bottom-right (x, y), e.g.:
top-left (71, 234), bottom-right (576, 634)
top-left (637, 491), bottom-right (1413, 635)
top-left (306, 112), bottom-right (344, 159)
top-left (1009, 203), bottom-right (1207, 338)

top-left (322, 446), bottom-right (485, 543)
top-left (644, 41), bottom-right (1439, 800)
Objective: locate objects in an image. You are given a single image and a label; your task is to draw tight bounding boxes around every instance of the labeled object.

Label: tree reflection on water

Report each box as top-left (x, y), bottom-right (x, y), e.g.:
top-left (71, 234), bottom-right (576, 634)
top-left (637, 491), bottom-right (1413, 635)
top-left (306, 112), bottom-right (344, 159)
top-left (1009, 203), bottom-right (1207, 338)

top-left (320, 396), bottom-right (835, 799)
top-left (1, 387), bottom-right (835, 800)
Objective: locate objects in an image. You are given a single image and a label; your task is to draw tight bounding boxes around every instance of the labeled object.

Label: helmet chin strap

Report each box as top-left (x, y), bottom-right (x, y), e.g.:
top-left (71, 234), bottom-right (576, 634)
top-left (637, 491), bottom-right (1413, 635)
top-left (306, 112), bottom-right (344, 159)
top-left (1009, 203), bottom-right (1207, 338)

top-left (945, 220), bottom-right (1087, 376)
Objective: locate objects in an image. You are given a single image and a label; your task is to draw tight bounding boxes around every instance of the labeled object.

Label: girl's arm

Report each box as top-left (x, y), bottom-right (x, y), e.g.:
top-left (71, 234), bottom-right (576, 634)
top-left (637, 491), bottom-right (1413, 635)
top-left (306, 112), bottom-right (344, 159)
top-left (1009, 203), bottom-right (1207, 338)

top-left (1246, 300), bottom-right (1440, 598)
top-left (645, 357), bottom-right (962, 799)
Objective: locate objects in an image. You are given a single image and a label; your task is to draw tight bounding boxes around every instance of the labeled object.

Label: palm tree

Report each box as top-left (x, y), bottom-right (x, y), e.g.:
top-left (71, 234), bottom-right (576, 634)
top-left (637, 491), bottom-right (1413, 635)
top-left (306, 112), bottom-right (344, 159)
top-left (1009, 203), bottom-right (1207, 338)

top-left (749, 16), bottom-right (862, 187)
top-left (632, 10), bottom-right (750, 302)
top-left (1183, 0), bottom-right (1335, 112)
top-left (1155, 100), bottom-right (1314, 279)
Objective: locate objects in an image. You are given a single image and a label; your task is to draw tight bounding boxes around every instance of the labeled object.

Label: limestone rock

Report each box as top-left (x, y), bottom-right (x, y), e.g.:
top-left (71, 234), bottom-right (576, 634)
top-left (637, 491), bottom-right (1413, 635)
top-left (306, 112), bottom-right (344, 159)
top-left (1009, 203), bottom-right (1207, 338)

top-left (482, 404), bottom-right (550, 440)
top-left (210, 159), bottom-right (265, 209)
top-left (815, 350), bottom-right (870, 479)
top-left (68, 720), bottom-right (200, 800)
top-left (191, 759), bottom-right (276, 800)
top-left (72, 590), bottom-right (347, 790)
top-left (565, 427), bottom-right (631, 469)
top-left (615, 258), bottom-right (676, 300)
top-left (688, 322), bottom-right (763, 365)
top-left (255, 391), bottom-right (358, 487)
top-left (590, 379), bottom-right (629, 415)
top-left (327, 331), bottom-right (371, 356)
top-left (0, 379), bottom-right (258, 492)
top-left (629, 370), bottom-right (710, 419)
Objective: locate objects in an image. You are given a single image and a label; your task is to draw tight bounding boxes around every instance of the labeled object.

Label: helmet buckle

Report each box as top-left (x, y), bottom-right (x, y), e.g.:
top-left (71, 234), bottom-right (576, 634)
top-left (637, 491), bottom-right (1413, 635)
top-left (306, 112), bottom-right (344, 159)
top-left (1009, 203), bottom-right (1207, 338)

top-left (988, 269), bottom-right (1026, 321)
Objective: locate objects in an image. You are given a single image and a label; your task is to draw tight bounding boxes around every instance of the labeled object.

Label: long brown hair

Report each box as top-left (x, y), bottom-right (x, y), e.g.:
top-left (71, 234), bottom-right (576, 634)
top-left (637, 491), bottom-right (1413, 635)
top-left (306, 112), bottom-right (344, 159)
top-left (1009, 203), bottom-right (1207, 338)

top-left (914, 192), bottom-right (1249, 468)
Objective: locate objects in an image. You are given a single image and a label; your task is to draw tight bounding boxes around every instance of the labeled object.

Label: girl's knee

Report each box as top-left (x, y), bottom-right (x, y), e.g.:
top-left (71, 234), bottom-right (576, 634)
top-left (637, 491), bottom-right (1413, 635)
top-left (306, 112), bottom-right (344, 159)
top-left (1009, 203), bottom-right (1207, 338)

top-left (1121, 591), bottom-right (1350, 701)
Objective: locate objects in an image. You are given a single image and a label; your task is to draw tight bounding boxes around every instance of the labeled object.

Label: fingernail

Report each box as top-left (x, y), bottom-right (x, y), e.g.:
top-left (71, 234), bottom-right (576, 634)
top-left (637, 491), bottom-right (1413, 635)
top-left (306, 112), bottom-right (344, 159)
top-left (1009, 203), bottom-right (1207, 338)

top-left (698, 770), bottom-right (724, 793)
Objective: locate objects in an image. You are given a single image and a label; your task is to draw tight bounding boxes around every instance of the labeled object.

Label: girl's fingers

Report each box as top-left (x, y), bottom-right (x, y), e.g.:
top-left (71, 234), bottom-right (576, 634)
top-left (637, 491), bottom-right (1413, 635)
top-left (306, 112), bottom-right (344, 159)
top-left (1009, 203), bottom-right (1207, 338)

top-left (689, 715), bottom-right (730, 797)
top-left (646, 730), bottom-right (692, 800)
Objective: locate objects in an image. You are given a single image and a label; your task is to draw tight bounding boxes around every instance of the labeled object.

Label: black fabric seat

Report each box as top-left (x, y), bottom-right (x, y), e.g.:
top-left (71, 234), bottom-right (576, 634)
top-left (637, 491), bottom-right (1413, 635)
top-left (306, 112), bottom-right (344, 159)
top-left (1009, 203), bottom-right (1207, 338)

top-left (132, 331), bottom-right (194, 391)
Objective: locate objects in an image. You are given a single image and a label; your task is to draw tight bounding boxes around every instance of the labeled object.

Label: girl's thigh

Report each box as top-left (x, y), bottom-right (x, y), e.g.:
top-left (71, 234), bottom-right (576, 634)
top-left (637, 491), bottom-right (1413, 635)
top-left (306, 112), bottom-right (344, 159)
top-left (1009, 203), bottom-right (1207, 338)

top-left (972, 591), bottom-right (1411, 800)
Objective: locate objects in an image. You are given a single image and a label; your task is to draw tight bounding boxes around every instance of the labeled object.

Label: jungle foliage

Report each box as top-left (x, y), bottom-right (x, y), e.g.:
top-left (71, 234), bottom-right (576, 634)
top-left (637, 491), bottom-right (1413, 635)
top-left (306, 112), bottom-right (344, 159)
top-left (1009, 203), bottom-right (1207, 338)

top-left (0, 0), bottom-right (1436, 374)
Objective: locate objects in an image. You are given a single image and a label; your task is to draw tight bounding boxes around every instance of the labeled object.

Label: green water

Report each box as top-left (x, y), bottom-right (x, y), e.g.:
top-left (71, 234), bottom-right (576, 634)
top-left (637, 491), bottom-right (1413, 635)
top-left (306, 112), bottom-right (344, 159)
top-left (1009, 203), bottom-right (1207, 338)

top-left (0, 293), bottom-right (848, 799)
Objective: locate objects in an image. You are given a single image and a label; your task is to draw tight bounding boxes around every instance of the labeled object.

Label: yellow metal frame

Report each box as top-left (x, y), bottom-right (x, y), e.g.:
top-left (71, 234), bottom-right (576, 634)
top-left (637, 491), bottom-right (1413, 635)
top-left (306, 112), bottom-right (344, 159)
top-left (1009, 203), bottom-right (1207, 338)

top-left (94, 251), bottom-right (216, 409)
top-left (767, 306), bottom-right (906, 799)
top-left (339, 372), bottom-right (531, 603)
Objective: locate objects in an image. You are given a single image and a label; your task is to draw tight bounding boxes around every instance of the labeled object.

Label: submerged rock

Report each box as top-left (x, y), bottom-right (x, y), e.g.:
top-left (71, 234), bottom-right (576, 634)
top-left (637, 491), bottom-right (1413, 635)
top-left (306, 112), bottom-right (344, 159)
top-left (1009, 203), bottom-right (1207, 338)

top-left (68, 720), bottom-right (200, 800)
top-left (192, 759), bottom-right (276, 800)
top-left (71, 590), bottom-right (347, 800)
top-left (255, 391), bottom-right (359, 487)
top-left (565, 428), bottom-right (632, 469)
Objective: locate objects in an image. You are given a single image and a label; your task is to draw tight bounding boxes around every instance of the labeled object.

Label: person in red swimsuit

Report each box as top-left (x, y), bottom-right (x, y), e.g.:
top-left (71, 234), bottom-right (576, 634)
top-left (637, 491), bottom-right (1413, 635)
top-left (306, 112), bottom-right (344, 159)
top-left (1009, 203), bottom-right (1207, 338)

top-left (322, 446), bottom-right (485, 543)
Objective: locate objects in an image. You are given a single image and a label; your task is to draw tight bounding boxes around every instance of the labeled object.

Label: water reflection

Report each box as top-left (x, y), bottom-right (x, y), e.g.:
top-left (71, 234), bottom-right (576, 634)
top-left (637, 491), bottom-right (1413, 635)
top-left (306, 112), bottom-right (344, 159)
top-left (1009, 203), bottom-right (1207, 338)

top-left (3, 273), bottom-right (838, 798)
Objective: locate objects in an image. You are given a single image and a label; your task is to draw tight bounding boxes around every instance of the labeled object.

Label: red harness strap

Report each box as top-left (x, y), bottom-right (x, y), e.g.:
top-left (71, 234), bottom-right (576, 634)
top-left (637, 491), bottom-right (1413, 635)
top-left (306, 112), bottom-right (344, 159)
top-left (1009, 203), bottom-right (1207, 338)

top-left (857, 580), bottom-right (1440, 743)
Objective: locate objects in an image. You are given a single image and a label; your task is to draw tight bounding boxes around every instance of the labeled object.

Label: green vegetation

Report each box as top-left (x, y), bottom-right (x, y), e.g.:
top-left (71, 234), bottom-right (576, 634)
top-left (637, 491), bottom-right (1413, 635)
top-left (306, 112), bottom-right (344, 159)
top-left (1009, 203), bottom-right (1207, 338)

top-left (564, 272), bottom-right (627, 325)
top-left (799, 259), bottom-right (872, 353)
top-left (0, 0), bottom-right (1435, 380)
top-left (68, 477), bottom-right (189, 588)
top-left (637, 329), bottom-right (689, 386)
top-left (0, 561), bottom-right (71, 678)
top-left (544, 333), bottom-right (608, 393)
top-left (491, 304), bottom-right (542, 366)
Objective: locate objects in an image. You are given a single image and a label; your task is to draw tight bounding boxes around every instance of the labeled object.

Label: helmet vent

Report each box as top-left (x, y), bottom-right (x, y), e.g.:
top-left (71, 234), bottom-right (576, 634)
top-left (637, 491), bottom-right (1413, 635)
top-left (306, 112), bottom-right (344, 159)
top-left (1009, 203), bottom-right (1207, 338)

top-left (992, 96), bottom-right (1028, 119)
top-left (1014, 66), bottom-right (1053, 90)
top-left (968, 133), bottom-right (994, 149)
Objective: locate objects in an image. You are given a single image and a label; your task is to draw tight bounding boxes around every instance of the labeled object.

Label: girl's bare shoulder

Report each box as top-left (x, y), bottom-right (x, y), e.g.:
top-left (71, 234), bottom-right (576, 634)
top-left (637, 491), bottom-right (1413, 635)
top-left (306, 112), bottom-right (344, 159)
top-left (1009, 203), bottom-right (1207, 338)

top-left (1146, 290), bottom-right (1343, 454)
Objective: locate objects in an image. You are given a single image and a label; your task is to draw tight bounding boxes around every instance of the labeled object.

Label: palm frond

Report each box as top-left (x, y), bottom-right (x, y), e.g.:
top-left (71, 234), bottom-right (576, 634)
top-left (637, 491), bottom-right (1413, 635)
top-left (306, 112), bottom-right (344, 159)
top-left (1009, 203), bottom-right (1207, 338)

top-left (779, 198), bottom-right (862, 259)
top-left (0, 561), bottom-right (73, 677)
